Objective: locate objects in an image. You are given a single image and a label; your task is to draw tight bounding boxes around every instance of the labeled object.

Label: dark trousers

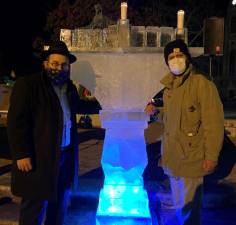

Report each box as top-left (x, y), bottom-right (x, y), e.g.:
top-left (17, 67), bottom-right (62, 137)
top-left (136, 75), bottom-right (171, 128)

top-left (19, 150), bottom-right (72, 225)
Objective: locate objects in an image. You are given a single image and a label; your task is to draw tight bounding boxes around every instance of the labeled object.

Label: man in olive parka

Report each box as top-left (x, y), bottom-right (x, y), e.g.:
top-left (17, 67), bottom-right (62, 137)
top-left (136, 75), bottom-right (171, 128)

top-left (146, 39), bottom-right (224, 225)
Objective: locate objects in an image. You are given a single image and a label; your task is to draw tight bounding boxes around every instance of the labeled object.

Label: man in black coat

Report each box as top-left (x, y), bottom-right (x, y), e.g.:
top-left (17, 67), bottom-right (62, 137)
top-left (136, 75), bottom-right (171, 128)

top-left (7, 41), bottom-right (88, 225)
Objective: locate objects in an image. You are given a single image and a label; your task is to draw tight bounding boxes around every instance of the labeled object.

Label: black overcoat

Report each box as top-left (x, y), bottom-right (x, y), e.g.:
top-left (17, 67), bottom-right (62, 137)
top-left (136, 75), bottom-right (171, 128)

top-left (7, 72), bottom-right (83, 200)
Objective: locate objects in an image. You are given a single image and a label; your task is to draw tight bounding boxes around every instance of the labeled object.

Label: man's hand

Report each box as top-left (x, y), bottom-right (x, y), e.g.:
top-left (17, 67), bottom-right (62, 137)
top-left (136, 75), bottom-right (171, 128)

top-left (145, 104), bottom-right (157, 116)
top-left (203, 160), bottom-right (217, 173)
top-left (17, 157), bottom-right (32, 172)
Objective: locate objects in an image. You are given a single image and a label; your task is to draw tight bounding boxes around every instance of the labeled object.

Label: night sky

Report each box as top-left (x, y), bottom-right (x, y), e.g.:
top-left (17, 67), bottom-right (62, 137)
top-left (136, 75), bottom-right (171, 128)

top-left (0, 0), bottom-right (59, 76)
top-left (0, 0), bottom-right (232, 77)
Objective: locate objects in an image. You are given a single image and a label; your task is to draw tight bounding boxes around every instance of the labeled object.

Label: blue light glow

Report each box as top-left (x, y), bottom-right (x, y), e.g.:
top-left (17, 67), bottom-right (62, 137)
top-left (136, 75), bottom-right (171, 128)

top-left (130, 209), bottom-right (139, 214)
top-left (96, 217), bottom-right (152, 225)
top-left (132, 187), bottom-right (140, 193)
top-left (97, 184), bottom-right (151, 217)
top-left (108, 206), bottom-right (118, 213)
top-left (96, 111), bottom-right (152, 222)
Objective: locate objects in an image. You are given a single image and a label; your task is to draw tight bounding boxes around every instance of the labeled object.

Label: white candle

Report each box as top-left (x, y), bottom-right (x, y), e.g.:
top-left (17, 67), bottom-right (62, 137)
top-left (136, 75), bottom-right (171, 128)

top-left (216, 46), bottom-right (221, 54)
top-left (121, 2), bottom-right (128, 20)
top-left (177, 10), bottom-right (185, 31)
top-left (43, 45), bottom-right (49, 51)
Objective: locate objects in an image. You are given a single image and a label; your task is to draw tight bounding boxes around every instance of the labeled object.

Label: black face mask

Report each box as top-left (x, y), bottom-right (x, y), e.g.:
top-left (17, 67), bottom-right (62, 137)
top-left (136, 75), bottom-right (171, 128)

top-left (45, 69), bottom-right (70, 86)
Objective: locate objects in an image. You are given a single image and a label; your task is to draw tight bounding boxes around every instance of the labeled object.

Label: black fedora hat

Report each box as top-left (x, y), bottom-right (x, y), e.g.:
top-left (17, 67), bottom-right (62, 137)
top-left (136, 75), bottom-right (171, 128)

top-left (42, 40), bottom-right (77, 64)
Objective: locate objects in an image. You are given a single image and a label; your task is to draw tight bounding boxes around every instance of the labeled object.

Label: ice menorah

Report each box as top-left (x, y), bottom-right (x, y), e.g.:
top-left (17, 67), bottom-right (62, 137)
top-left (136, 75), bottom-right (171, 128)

top-left (70, 52), bottom-right (167, 225)
top-left (67, 6), bottom-right (203, 223)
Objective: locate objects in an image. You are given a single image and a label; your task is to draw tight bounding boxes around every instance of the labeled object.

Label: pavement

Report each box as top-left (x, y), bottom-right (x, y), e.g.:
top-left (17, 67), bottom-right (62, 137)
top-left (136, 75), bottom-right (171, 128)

top-left (1, 123), bottom-right (236, 225)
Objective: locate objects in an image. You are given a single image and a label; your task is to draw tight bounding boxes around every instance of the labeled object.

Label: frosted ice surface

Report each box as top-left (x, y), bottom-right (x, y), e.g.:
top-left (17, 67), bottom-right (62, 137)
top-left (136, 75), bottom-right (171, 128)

top-left (71, 53), bottom-right (166, 110)
top-left (99, 111), bottom-right (149, 188)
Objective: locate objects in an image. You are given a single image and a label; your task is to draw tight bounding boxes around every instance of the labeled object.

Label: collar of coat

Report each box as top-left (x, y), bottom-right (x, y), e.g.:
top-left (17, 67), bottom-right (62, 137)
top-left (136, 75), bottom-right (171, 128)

top-left (160, 64), bottom-right (193, 90)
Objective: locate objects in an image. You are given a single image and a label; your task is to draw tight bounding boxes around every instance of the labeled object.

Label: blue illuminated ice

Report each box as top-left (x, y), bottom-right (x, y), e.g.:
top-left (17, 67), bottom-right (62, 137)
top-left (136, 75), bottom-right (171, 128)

top-left (70, 52), bottom-right (167, 225)
top-left (96, 111), bottom-right (151, 220)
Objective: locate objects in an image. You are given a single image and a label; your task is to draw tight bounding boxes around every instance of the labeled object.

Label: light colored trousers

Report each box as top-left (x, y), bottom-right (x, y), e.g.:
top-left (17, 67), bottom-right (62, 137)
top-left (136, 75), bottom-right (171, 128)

top-left (169, 176), bottom-right (203, 225)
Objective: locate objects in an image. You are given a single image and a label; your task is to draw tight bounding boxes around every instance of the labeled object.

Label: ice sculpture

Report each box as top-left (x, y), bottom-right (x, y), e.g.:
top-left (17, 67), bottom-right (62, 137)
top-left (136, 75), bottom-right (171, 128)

top-left (71, 52), bottom-right (166, 223)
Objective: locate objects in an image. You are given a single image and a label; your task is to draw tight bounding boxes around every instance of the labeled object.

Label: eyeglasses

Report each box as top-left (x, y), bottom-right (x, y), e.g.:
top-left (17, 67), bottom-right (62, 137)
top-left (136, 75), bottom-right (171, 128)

top-left (48, 62), bottom-right (70, 70)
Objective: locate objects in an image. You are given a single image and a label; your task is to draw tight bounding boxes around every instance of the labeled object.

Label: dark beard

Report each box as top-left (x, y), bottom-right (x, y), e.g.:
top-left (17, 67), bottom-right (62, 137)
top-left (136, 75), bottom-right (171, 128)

top-left (45, 69), bottom-right (70, 86)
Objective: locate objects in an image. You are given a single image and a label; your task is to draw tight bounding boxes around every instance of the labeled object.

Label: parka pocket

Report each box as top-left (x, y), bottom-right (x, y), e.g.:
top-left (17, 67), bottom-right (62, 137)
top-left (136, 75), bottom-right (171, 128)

top-left (182, 103), bottom-right (201, 131)
top-left (176, 130), bottom-right (205, 162)
top-left (177, 128), bottom-right (203, 151)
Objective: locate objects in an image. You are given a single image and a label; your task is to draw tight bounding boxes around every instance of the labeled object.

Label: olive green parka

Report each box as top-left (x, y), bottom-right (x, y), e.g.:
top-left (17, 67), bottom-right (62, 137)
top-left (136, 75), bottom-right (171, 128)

top-left (160, 65), bottom-right (224, 177)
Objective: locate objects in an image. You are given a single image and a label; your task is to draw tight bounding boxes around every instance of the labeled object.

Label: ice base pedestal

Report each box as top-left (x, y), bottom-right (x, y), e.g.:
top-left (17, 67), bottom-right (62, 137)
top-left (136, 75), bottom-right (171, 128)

top-left (96, 110), bottom-right (152, 223)
top-left (97, 185), bottom-right (150, 218)
top-left (96, 217), bottom-right (152, 225)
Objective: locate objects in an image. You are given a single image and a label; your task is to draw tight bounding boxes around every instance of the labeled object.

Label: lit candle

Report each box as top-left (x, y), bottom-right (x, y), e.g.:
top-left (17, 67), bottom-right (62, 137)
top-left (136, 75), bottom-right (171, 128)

top-left (177, 10), bottom-right (185, 34)
top-left (43, 45), bottom-right (49, 51)
top-left (216, 46), bottom-right (221, 54)
top-left (121, 2), bottom-right (128, 20)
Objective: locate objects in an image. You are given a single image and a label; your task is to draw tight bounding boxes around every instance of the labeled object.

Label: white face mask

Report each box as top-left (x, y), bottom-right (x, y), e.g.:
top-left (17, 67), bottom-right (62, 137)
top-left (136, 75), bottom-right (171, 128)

top-left (168, 57), bottom-right (186, 75)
